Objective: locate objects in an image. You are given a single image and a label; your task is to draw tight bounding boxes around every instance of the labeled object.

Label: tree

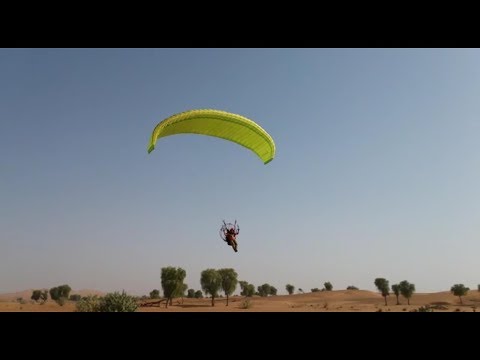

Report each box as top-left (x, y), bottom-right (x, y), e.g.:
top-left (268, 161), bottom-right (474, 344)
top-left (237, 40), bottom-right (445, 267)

top-left (161, 266), bottom-right (186, 308)
top-left (218, 268), bottom-right (238, 306)
top-left (31, 290), bottom-right (42, 302)
top-left (149, 289), bottom-right (160, 299)
top-left (391, 284), bottom-right (400, 305)
top-left (49, 284), bottom-right (72, 305)
top-left (451, 284), bottom-right (469, 304)
top-left (201, 269), bottom-right (222, 306)
top-left (269, 286), bottom-right (277, 296)
top-left (286, 284), bottom-right (295, 295)
top-left (478, 284), bottom-right (480, 292)
top-left (298, 288), bottom-right (304, 294)
top-left (187, 289), bottom-right (196, 298)
top-left (257, 284), bottom-right (272, 297)
top-left (399, 280), bottom-right (415, 305)
top-left (239, 281), bottom-right (255, 297)
top-left (346, 286), bottom-right (359, 290)
top-left (194, 290), bottom-right (203, 299)
top-left (311, 288), bottom-right (320, 292)
top-left (324, 282), bottom-right (333, 291)
top-left (374, 278), bottom-right (390, 306)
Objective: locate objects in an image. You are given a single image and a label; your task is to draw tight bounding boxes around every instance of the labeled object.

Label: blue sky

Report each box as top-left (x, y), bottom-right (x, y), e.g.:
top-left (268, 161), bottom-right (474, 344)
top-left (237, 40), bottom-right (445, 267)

top-left (1, 48), bottom-right (480, 295)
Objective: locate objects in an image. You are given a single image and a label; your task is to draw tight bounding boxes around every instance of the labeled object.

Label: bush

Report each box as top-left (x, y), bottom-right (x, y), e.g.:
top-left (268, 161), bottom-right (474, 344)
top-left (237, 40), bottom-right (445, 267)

top-left (149, 289), bottom-right (160, 299)
top-left (240, 299), bottom-right (252, 309)
top-left (411, 305), bottom-right (433, 312)
top-left (347, 286), bottom-right (359, 290)
top-left (69, 294), bottom-right (81, 301)
top-left (324, 282), bottom-right (333, 291)
top-left (76, 296), bottom-right (101, 312)
top-left (311, 288), bottom-right (320, 292)
top-left (98, 291), bottom-right (138, 312)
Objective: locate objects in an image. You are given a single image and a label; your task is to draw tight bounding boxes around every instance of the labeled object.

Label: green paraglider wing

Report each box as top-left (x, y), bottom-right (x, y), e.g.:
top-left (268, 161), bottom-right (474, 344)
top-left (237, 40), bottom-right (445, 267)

top-left (147, 109), bottom-right (276, 164)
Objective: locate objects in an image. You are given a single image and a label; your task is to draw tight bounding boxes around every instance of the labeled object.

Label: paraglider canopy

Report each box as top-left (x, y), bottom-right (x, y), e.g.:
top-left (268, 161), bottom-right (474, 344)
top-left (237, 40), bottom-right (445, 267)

top-left (148, 109), bottom-right (276, 164)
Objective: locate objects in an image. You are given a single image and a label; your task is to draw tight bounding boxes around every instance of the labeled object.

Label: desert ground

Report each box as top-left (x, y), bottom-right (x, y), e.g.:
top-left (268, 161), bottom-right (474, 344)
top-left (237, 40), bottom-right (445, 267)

top-left (1, 289), bottom-right (479, 312)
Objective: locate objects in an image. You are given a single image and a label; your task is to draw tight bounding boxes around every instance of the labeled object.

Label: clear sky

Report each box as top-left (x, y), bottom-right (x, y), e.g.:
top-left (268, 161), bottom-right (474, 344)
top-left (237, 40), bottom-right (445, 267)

top-left (1, 48), bottom-right (480, 295)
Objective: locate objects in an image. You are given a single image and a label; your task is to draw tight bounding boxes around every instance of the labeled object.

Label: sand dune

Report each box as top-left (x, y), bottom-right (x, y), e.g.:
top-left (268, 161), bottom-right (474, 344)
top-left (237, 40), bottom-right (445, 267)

top-left (1, 289), bottom-right (478, 312)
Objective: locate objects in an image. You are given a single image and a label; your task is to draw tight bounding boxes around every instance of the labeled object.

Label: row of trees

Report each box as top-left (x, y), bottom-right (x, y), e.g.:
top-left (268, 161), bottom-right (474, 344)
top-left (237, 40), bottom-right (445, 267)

top-left (375, 278), bottom-right (473, 305)
top-left (33, 277), bottom-right (478, 308)
top-left (158, 267), bottom-right (289, 307)
top-left (31, 285), bottom-right (76, 305)
top-left (158, 267), bottom-right (239, 307)
top-left (374, 278), bottom-right (416, 306)
top-left (286, 283), bottom-right (361, 294)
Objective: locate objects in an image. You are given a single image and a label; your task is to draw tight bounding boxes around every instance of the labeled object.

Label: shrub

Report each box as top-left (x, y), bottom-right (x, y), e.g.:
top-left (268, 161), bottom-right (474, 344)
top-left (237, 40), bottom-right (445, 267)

top-left (149, 289), bottom-right (160, 299)
top-left (98, 291), bottom-right (138, 312)
top-left (76, 295), bottom-right (101, 312)
top-left (240, 299), bottom-right (252, 309)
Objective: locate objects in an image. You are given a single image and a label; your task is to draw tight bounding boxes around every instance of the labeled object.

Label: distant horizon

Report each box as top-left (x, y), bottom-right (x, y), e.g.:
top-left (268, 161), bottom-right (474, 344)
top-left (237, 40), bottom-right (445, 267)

top-left (1, 284), bottom-right (477, 297)
top-left (1, 276), bottom-right (477, 297)
top-left (2, 48), bottom-right (480, 295)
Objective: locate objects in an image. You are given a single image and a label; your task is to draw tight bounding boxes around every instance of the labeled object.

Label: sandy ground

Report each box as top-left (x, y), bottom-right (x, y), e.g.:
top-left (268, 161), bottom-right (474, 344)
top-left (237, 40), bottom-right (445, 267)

top-left (1, 290), bottom-right (479, 312)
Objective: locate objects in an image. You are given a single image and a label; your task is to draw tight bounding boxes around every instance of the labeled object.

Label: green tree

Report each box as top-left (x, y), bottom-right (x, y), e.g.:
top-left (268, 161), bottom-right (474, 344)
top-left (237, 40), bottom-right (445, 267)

top-left (239, 281), bottom-right (255, 297)
top-left (200, 269), bottom-right (222, 306)
top-left (149, 289), bottom-right (160, 299)
top-left (286, 284), bottom-right (295, 295)
top-left (194, 290), bottom-right (203, 298)
top-left (311, 288), bottom-right (320, 292)
top-left (187, 289), bottom-right (196, 298)
top-left (346, 286), bottom-right (359, 290)
top-left (298, 288), bottom-right (304, 294)
top-left (50, 287), bottom-right (59, 300)
top-left (324, 282), bottom-right (333, 291)
top-left (161, 266), bottom-right (186, 308)
top-left (374, 278), bottom-right (390, 306)
top-left (49, 284), bottom-right (72, 305)
top-left (391, 284), bottom-right (400, 305)
top-left (399, 280), bottom-right (415, 305)
top-left (31, 290), bottom-right (41, 302)
top-left (269, 286), bottom-right (277, 296)
top-left (451, 284), bottom-right (469, 304)
top-left (218, 268), bottom-right (238, 306)
top-left (477, 284), bottom-right (480, 292)
top-left (257, 284), bottom-right (272, 297)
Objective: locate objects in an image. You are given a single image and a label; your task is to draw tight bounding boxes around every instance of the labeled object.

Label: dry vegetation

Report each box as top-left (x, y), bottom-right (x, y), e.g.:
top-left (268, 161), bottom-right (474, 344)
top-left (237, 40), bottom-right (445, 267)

top-left (1, 289), bottom-right (479, 312)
